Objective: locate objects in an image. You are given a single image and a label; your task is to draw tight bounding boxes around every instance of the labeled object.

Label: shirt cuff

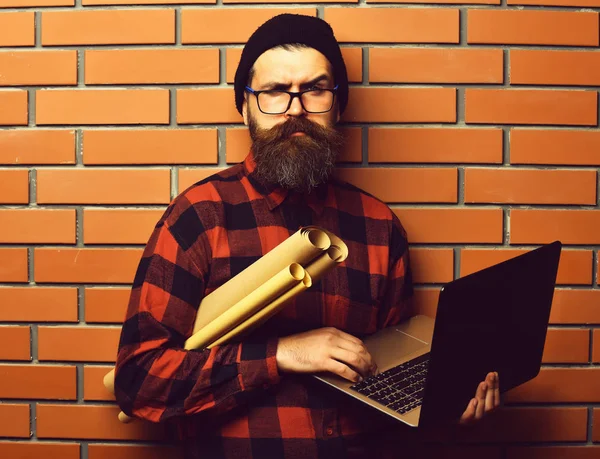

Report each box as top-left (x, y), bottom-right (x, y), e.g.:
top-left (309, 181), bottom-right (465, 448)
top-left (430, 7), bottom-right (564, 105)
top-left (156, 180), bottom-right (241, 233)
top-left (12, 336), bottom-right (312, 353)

top-left (238, 337), bottom-right (281, 390)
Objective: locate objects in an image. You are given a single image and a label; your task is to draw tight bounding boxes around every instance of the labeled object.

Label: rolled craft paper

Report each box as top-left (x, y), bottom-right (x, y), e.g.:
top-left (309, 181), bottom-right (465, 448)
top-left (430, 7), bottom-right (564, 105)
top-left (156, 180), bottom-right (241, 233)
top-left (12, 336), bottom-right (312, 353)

top-left (192, 227), bottom-right (331, 331)
top-left (106, 226), bottom-right (348, 424)
top-left (183, 263), bottom-right (307, 351)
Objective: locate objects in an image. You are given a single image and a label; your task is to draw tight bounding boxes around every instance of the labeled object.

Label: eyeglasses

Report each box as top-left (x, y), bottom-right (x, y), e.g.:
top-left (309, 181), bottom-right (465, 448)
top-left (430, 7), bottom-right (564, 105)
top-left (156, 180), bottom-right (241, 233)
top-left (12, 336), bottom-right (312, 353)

top-left (245, 85), bottom-right (338, 115)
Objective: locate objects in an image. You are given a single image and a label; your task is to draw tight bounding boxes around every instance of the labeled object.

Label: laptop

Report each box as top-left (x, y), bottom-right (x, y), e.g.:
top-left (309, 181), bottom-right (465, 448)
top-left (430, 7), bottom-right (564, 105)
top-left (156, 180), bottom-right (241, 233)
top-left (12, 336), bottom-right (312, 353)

top-left (314, 241), bottom-right (562, 428)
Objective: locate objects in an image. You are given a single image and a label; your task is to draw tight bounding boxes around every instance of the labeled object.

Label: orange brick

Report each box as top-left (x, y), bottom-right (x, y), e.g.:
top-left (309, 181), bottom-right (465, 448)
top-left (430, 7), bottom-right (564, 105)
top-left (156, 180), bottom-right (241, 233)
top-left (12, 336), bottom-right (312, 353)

top-left (594, 330), bottom-right (600, 362)
top-left (511, 210), bottom-right (600, 245)
top-left (394, 208), bottom-right (503, 244)
top-left (83, 129), bottom-right (217, 165)
top-left (84, 208), bottom-right (164, 244)
top-left (177, 89), bottom-right (243, 124)
top-left (34, 248), bottom-right (142, 284)
top-left (410, 248), bottom-right (454, 284)
top-left (0, 248), bottom-right (28, 283)
top-left (226, 47), bottom-right (362, 83)
top-left (178, 168), bottom-right (224, 193)
top-left (369, 128), bottom-right (502, 164)
top-left (88, 444), bottom-right (183, 459)
top-left (0, 326), bottom-right (30, 361)
top-left (182, 8), bottom-right (314, 44)
top-left (510, 129), bottom-right (600, 166)
top-left (0, 130), bottom-right (75, 165)
top-left (36, 89), bottom-right (170, 125)
top-left (343, 87), bottom-right (456, 123)
top-left (370, 48), bottom-right (502, 83)
top-left (550, 290), bottom-right (600, 324)
top-left (506, 368), bottom-right (600, 403)
top-left (0, 287), bottom-right (78, 322)
top-left (37, 169), bottom-right (170, 205)
top-left (455, 407), bottom-right (587, 443)
top-left (412, 288), bottom-right (440, 318)
top-left (596, 409), bottom-right (600, 441)
top-left (371, 0), bottom-right (497, 3)
top-left (0, 405), bottom-right (30, 438)
top-left (508, 0), bottom-right (600, 4)
top-left (36, 404), bottom-right (165, 440)
top-left (461, 249), bottom-right (592, 286)
top-left (511, 50), bottom-right (600, 86)
top-left (467, 10), bottom-right (599, 46)
top-left (2, 0), bottom-right (73, 5)
top-left (41, 9), bottom-right (175, 46)
top-left (84, 0), bottom-right (211, 4)
top-left (0, 51), bottom-right (76, 87)
top-left (226, 0), bottom-right (351, 3)
top-left (85, 288), bottom-right (130, 323)
top-left (465, 168), bottom-right (597, 205)
top-left (336, 128), bottom-right (362, 163)
top-left (38, 327), bottom-right (120, 362)
top-left (224, 127), bottom-right (361, 164)
top-left (0, 365), bottom-right (76, 399)
top-left (465, 89), bottom-right (597, 126)
top-left (0, 209), bottom-right (75, 243)
top-left (0, 12), bottom-right (34, 47)
top-left (84, 366), bottom-right (116, 401)
top-left (325, 8), bottom-right (459, 43)
top-left (543, 328), bottom-right (589, 363)
top-left (0, 169), bottom-right (29, 204)
top-left (0, 90), bottom-right (28, 126)
top-left (507, 446), bottom-right (600, 459)
top-left (0, 442), bottom-right (79, 459)
top-left (511, 129), bottom-right (600, 166)
top-left (85, 49), bottom-right (218, 84)
top-left (335, 168), bottom-right (457, 203)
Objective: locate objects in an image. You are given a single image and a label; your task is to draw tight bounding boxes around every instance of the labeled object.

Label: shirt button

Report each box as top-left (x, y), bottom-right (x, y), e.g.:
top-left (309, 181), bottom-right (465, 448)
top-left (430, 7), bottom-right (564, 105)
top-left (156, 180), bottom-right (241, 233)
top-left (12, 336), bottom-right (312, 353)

top-left (326, 427), bottom-right (334, 436)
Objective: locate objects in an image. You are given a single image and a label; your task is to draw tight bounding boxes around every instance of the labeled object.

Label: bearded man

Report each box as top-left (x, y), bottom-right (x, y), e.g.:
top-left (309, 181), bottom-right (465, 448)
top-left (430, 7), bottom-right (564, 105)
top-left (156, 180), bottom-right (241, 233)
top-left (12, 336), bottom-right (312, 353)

top-left (114, 14), bottom-right (499, 459)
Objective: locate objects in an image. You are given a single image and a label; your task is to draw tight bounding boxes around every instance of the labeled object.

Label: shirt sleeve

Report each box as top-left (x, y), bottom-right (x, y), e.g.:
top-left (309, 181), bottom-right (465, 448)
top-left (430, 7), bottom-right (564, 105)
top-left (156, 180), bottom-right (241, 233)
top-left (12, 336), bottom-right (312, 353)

top-left (377, 212), bottom-right (415, 329)
top-left (114, 213), bottom-right (281, 423)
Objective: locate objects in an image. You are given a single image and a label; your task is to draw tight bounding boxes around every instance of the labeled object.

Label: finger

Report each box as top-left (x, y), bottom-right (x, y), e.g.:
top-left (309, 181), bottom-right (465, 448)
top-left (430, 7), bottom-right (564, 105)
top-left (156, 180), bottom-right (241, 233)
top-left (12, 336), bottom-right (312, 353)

top-left (325, 358), bottom-right (362, 383)
top-left (329, 347), bottom-right (372, 378)
top-left (459, 398), bottom-right (477, 425)
top-left (493, 372), bottom-right (501, 408)
top-left (475, 382), bottom-right (487, 419)
top-left (484, 373), bottom-right (495, 413)
top-left (335, 339), bottom-right (375, 375)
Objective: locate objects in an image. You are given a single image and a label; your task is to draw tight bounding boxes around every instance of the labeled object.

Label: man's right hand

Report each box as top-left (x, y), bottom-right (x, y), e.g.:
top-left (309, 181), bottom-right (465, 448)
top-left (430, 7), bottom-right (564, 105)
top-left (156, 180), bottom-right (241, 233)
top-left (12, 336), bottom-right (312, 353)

top-left (275, 327), bottom-right (377, 383)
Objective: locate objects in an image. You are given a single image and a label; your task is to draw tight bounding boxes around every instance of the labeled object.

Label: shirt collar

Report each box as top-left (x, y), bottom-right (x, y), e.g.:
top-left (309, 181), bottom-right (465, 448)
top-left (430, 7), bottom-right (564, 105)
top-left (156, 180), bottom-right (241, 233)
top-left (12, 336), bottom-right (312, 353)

top-left (242, 151), bottom-right (328, 216)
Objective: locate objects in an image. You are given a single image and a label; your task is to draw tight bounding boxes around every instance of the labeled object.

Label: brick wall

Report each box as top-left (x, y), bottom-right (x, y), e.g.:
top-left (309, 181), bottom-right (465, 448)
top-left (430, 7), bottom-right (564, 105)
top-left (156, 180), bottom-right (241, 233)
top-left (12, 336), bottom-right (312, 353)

top-left (0, 1), bottom-right (599, 458)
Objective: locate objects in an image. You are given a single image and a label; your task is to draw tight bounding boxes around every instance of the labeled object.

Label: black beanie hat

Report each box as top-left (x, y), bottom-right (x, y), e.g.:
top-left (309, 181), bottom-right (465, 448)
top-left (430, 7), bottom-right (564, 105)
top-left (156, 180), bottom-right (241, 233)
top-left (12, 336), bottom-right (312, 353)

top-left (234, 14), bottom-right (349, 116)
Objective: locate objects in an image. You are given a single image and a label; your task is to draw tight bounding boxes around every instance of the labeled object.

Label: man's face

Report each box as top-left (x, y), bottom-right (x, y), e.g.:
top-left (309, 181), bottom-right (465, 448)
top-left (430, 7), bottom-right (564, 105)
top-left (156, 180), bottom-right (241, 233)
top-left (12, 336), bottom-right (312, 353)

top-left (241, 46), bottom-right (344, 193)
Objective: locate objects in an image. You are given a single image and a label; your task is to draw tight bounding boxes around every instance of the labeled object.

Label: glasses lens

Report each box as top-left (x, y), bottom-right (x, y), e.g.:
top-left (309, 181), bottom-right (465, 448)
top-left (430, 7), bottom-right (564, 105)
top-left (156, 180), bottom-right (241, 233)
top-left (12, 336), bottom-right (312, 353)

top-left (257, 91), bottom-right (290, 114)
top-left (301, 89), bottom-right (334, 113)
top-left (257, 90), bottom-right (334, 114)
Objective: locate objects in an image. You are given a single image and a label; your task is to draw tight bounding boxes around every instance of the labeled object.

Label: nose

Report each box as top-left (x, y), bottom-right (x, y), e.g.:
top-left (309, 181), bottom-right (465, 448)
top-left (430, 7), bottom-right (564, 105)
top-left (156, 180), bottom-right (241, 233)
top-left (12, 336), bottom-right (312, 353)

top-left (285, 94), bottom-right (306, 117)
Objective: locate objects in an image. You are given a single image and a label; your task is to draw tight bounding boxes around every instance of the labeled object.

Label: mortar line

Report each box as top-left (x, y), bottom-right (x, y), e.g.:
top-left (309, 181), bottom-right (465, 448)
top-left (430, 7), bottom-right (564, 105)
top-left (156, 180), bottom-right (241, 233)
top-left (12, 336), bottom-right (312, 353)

top-left (362, 47), bottom-right (369, 85)
top-left (218, 126), bottom-right (227, 167)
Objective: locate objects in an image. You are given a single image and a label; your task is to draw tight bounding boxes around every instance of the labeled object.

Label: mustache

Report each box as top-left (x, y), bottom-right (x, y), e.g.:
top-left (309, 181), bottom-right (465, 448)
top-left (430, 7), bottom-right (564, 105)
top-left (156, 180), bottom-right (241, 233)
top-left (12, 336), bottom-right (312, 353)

top-left (252, 117), bottom-right (334, 143)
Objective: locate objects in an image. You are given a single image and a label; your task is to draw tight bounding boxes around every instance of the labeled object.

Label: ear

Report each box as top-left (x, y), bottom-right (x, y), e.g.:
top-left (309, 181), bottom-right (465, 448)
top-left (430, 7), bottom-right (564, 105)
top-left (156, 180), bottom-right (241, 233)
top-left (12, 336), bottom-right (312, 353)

top-left (242, 97), bottom-right (249, 126)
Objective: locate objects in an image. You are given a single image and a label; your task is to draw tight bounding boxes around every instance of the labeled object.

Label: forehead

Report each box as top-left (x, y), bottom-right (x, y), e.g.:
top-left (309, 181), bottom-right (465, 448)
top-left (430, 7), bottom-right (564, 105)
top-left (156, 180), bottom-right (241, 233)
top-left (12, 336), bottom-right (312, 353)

top-left (250, 47), bottom-right (333, 86)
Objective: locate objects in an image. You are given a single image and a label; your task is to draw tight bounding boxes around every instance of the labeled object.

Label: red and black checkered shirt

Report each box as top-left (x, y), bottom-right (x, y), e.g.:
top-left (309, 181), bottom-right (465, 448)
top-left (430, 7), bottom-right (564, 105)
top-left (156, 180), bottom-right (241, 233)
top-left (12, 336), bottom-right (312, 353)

top-left (114, 152), bottom-right (414, 459)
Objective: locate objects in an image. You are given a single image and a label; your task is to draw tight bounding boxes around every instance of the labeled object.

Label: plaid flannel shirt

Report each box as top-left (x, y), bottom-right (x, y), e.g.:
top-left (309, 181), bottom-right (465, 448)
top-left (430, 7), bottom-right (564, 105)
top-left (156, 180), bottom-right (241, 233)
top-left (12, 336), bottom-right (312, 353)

top-left (114, 152), bottom-right (414, 459)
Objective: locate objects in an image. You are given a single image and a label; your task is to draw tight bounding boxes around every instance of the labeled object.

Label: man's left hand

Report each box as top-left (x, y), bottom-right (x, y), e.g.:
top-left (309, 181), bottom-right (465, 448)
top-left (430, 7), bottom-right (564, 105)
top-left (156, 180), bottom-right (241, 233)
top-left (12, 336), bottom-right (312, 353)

top-left (459, 371), bottom-right (500, 424)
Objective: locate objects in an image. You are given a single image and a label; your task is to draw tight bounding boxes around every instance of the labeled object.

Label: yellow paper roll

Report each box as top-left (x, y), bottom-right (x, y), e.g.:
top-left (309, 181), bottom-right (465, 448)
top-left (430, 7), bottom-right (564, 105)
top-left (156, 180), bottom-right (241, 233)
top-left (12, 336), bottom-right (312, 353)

top-left (209, 272), bottom-right (312, 348)
top-left (184, 264), bottom-right (306, 350)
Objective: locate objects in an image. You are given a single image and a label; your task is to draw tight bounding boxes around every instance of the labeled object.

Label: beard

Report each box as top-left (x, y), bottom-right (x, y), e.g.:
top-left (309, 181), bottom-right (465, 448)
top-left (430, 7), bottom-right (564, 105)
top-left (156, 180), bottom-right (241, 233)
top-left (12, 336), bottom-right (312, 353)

top-left (248, 113), bottom-right (345, 193)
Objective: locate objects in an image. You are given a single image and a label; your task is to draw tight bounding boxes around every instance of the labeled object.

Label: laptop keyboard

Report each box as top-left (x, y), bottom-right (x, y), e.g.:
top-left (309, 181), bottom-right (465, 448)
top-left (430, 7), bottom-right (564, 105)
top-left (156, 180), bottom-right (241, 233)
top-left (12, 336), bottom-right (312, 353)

top-left (349, 353), bottom-right (430, 415)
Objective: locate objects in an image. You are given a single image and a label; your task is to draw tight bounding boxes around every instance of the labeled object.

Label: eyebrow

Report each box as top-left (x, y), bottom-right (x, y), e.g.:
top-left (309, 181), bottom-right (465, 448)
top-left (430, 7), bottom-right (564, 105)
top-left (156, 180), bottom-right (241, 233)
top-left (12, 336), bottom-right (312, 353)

top-left (259, 74), bottom-right (331, 91)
